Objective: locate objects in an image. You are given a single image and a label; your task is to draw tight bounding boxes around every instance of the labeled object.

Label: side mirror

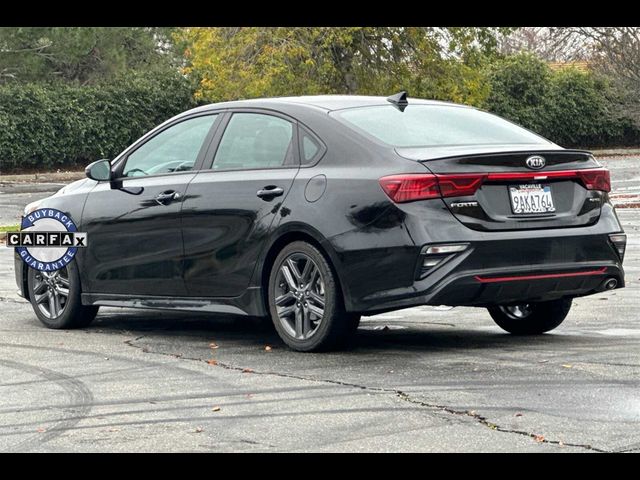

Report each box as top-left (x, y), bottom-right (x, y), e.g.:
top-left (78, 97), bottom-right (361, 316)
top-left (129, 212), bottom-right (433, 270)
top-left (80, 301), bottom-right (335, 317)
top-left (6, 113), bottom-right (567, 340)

top-left (85, 159), bottom-right (112, 182)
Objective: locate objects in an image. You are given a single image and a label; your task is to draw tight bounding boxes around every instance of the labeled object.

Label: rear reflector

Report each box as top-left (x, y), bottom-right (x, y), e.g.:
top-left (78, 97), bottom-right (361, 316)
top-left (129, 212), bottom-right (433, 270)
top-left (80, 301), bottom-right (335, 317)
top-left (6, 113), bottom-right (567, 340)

top-left (475, 267), bottom-right (607, 283)
top-left (609, 233), bottom-right (627, 261)
top-left (423, 244), bottom-right (469, 255)
top-left (379, 168), bottom-right (611, 203)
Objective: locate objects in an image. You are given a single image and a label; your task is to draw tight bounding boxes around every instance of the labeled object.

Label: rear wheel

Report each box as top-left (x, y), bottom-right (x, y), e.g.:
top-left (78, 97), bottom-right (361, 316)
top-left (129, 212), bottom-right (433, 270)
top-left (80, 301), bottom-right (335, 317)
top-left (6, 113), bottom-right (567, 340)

top-left (268, 241), bottom-right (358, 352)
top-left (27, 261), bottom-right (99, 329)
top-left (488, 298), bottom-right (572, 335)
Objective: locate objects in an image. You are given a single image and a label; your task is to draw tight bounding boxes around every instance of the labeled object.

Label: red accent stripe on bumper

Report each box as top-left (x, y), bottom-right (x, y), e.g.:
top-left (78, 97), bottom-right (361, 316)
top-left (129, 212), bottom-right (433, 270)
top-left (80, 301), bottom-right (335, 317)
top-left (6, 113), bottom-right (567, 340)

top-left (475, 267), bottom-right (608, 284)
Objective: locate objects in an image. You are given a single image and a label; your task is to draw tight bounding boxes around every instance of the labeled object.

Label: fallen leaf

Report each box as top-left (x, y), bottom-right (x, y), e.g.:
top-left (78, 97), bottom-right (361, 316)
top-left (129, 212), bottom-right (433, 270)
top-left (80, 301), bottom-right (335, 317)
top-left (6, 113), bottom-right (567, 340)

top-left (209, 343), bottom-right (219, 349)
top-left (561, 364), bottom-right (573, 369)
top-left (36, 427), bottom-right (46, 433)
top-left (211, 406), bottom-right (221, 412)
top-left (207, 359), bottom-right (218, 366)
top-left (264, 345), bottom-right (272, 352)
top-left (195, 427), bottom-right (204, 433)
top-left (515, 413), bottom-right (523, 417)
top-left (242, 368), bottom-right (254, 373)
top-left (534, 434), bottom-right (545, 443)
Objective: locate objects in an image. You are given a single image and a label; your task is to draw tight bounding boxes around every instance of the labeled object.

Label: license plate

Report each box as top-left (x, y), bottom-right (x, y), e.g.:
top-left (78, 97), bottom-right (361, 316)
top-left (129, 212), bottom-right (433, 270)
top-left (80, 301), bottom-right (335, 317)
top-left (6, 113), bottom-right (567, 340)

top-left (509, 184), bottom-right (555, 214)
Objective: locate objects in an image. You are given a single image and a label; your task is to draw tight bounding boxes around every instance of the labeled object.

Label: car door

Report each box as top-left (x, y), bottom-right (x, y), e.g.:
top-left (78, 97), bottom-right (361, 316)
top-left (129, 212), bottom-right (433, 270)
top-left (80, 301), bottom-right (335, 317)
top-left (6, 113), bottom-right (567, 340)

top-left (181, 110), bottom-right (300, 297)
top-left (80, 113), bottom-right (221, 296)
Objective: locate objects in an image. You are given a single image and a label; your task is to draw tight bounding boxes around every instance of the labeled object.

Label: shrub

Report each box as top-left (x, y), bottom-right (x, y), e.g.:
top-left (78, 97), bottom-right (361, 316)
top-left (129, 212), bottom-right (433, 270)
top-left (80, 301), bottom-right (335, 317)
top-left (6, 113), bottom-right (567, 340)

top-left (485, 53), bottom-right (640, 148)
top-left (0, 71), bottom-right (197, 171)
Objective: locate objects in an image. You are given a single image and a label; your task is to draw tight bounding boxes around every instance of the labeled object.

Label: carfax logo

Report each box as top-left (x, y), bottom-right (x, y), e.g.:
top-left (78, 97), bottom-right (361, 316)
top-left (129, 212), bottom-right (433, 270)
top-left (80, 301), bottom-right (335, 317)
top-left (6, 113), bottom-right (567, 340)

top-left (5, 208), bottom-right (87, 272)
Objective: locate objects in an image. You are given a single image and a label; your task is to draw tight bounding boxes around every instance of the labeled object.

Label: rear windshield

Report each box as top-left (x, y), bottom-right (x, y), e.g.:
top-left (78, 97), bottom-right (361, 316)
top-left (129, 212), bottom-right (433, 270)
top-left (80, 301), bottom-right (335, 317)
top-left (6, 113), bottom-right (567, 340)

top-left (331, 104), bottom-right (552, 147)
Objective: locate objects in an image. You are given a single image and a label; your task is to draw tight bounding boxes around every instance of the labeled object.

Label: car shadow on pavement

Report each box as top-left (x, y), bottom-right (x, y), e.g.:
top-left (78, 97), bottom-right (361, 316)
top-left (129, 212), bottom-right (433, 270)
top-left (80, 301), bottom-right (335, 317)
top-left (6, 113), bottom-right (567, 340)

top-left (88, 307), bottom-right (595, 355)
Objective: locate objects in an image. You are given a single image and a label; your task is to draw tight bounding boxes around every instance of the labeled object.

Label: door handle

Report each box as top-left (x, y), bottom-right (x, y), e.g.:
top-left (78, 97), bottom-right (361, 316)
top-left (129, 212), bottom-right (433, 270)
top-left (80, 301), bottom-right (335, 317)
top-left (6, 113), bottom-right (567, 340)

top-left (155, 191), bottom-right (181, 205)
top-left (256, 186), bottom-right (284, 199)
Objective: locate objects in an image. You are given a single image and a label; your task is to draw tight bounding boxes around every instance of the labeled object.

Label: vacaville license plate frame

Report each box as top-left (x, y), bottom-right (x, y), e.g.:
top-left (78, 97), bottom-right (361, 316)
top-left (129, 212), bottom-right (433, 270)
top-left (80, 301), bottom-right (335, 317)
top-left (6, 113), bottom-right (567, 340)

top-left (508, 183), bottom-right (556, 215)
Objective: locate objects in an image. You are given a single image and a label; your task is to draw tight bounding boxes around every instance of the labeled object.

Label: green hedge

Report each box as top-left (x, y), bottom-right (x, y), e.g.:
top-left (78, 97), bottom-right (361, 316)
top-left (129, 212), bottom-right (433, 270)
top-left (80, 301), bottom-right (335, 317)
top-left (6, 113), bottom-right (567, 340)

top-left (485, 54), bottom-right (640, 148)
top-left (2, 57), bottom-right (639, 172)
top-left (0, 72), bottom-right (197, 171)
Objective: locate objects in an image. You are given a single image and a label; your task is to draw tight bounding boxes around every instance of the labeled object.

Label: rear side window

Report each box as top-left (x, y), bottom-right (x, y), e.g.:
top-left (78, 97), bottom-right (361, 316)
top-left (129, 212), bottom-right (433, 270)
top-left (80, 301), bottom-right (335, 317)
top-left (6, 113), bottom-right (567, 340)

top-left (299, 127), bottom-right (324, 165)
top-left (332, 105), bottom-right (552, 147)
top-left (213, 113), bottom-right (295, 170)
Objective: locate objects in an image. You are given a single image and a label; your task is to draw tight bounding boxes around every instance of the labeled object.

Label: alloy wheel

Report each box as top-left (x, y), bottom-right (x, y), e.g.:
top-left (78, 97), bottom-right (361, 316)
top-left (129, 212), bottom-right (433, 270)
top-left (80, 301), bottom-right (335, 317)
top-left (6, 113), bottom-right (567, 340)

top-left (32, 268), bottom-right (70, 319)
top-left (499, 304), bottom-right (533, 320)
top-left (274, 253), bottom-right (326, 340)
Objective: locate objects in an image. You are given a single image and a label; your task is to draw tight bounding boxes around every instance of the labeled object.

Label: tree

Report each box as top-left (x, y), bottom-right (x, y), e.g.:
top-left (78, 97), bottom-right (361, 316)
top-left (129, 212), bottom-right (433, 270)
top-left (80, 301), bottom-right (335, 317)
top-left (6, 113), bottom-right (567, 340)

top-left (517, 27), bottom-right (640, 124)
top-left (0, 27), bottom-right (178, 84)
top-left (564, 28), bottom-right (640, 123)
top-left (174, 27), bottom-right (511, 105)
top-left (485, 53), bottom-right (630, 147)
top-left (499, 27), bottom-right (590, 62)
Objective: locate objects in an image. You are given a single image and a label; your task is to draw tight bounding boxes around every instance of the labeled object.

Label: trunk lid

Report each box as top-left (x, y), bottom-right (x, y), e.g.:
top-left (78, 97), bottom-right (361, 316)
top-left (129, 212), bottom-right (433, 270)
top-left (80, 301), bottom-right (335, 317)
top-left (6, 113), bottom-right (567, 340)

top-left (395, 147), bottom-right (607, 232)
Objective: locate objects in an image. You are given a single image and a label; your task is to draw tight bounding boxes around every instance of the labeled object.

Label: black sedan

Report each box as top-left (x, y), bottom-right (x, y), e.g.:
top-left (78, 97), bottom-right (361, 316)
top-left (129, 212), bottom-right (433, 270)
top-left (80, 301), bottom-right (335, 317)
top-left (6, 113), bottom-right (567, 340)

top-left (15, 93), bottom-right (626, 351)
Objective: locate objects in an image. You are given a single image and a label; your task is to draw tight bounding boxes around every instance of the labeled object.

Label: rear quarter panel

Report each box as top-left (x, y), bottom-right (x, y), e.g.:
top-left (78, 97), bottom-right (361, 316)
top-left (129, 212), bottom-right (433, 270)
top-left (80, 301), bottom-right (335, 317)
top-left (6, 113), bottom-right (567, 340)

top-left (256, 112), bottom-right (424, 311)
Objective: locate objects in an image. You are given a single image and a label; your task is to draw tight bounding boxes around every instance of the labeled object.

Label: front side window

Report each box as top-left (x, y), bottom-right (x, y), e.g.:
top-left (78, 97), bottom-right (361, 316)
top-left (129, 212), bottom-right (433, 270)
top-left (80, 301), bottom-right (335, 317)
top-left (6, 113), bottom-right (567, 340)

top-left (123, 115), bottom-right (218, 177)
top-left (332, 105), bottom-right (552, 148)
top-left (213, 113), bottom-right (295, 170)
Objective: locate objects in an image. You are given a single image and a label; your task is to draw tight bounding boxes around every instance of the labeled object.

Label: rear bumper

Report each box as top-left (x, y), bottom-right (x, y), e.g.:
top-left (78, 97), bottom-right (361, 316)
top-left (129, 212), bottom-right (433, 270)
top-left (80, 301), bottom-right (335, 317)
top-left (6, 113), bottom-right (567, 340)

top-left (374, 262), bottom-right (624, 312)
top-left (348, 231), bottom-right (625, 314)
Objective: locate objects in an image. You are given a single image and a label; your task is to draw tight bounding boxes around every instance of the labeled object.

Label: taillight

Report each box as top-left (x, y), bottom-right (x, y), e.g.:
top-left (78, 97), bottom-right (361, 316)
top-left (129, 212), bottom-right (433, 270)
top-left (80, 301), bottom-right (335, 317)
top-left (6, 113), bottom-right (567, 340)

top-left (577, 169), bottom-right (611, 192)
top-left (379, 173), bottom-right (486, 203)
top-left (437, 174), bottom-right (486, 197)
top-left (379, 168), bottom-right (611, 204)
top-left (379, 174), bottom-right (440, 203)
top-left (484, 169), bottom-right (610, 192)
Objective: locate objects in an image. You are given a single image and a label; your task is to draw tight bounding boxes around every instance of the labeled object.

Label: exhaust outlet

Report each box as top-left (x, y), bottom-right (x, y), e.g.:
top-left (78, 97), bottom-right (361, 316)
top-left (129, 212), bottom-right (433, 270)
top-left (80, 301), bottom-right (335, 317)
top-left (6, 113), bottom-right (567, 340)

top-left (603, 277), bottom-right (618, 290)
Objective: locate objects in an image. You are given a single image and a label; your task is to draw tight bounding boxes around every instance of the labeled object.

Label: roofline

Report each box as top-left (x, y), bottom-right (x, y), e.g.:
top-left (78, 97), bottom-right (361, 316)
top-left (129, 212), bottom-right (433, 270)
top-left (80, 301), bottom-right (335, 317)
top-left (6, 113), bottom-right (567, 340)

top-left (184, 95), bottom-right (473, 114)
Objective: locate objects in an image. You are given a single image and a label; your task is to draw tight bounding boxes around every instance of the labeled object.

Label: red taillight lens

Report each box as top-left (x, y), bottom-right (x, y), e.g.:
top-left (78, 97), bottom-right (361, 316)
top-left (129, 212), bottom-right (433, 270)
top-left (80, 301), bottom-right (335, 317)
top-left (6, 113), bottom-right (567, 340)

top-left (379, 168), bottom-right (611, 203)
top-left (379, 173), bottom-right (486, 203)
top-left (436, 174), bottom-right (486, 197)
top-left (379, 174), bottom-right (440, 203)
top-left (577, 169), bottom-right (611, 192)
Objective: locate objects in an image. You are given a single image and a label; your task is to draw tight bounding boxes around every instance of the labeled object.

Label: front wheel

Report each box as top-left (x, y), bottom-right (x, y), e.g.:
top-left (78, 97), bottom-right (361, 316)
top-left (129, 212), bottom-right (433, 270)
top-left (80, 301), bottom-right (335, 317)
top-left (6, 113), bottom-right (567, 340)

top-left (488, 298), bottom-right (572, 335)
top-left (27, 261), bottom-right (99, 329)
top-left (268, 241), bottom-right (358, 352)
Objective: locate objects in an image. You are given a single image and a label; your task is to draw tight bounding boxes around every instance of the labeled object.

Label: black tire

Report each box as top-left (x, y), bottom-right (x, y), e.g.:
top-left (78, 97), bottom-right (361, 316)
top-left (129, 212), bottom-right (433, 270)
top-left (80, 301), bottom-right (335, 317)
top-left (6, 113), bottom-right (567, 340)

top-left (267, 241), bottom-right (356, 352)
top-left (488, 298), bottom-right (572, 335)
top-left (27, 261), bottom-right (99, 329)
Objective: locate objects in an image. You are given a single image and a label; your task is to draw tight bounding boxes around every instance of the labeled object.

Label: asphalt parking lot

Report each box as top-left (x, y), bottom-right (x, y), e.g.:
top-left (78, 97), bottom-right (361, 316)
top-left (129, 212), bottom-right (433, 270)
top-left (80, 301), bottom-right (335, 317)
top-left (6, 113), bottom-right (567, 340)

top-left (1, 158), bottom-right (639, 452)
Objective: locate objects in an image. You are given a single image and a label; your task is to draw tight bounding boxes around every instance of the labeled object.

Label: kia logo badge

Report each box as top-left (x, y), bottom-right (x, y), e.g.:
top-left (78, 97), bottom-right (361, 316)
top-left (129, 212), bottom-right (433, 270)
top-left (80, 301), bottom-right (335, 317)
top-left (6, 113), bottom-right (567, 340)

top-left (525, 155), bottom-right (546, 170)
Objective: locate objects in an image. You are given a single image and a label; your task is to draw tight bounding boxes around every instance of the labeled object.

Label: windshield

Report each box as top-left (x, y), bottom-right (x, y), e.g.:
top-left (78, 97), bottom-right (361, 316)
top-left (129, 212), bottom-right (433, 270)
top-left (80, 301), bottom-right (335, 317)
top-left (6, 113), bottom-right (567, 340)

top-left (332, 104), bottom-right (552, 148)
